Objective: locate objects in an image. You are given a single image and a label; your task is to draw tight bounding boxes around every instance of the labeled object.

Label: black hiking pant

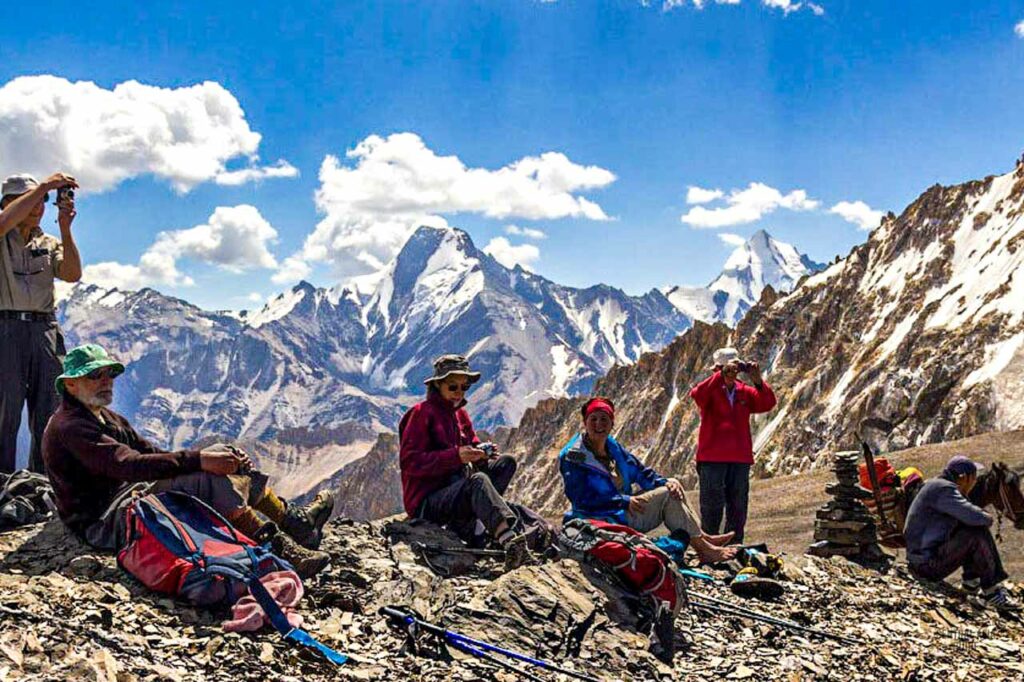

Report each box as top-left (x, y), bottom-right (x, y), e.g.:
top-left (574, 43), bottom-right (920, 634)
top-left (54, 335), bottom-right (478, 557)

top-left (0, 318), bottom-right (65, 474)
top-left (698, 462), bottom-right (751, 543)
top-left (417, 455), bottom-right (518, 541)
top-left (911, 525), bottom-right (1008, 590)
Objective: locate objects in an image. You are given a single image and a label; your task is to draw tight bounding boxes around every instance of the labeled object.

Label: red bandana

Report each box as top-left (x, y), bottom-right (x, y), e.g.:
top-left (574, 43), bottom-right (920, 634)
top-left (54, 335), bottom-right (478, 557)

top-left (584, 399), bottom-right (615, 420)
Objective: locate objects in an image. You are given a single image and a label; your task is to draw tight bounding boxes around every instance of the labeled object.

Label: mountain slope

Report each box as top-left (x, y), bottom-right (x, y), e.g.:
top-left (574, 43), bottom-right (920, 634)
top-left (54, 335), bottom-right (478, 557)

top-left (500, 154), bottom-right (1024, 516)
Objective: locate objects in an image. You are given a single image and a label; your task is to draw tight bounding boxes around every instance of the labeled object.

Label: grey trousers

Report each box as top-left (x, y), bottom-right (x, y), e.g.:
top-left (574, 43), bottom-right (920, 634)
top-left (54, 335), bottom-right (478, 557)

top-left (84, 466), bottom-right (269, 551)
top-left (417, 455), bottom-right (518, 540)
top-left (0, 319), bottom-right (64, 474)
top-left (626, 486), bottom-right (703, 537)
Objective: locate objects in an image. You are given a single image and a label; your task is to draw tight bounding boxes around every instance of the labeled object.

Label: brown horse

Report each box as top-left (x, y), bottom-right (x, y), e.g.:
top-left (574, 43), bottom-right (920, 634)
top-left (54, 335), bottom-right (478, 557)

top-left (968, 462), bottom-right (1024, 535)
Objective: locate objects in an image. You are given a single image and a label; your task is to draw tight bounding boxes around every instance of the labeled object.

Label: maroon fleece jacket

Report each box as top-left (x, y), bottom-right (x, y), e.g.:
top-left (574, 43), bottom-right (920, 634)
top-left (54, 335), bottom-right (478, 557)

top-left (398, 390), bottom-right (480, 516)
top-left (41, 395), bottom-right (202, 537)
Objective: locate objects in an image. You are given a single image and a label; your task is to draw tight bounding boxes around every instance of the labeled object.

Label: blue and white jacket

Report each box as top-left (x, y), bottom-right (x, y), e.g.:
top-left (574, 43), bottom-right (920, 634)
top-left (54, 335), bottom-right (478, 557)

top-left (558, 433), bottom-right (668, 525)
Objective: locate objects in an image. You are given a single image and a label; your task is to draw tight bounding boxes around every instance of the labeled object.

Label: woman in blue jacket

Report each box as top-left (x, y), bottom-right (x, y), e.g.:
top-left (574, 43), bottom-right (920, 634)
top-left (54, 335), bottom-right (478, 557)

top-left (559, 397), bottom-right (737, 564)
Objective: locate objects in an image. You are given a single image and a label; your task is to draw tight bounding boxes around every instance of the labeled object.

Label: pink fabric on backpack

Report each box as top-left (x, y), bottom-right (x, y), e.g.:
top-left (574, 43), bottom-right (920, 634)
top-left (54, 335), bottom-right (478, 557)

top-left (222, 570), bottom-right (304, 633)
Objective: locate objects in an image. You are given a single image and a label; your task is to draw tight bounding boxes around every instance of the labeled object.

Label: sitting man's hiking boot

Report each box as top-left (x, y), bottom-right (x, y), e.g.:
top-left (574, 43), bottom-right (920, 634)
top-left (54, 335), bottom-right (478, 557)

top-left (984, 586), bottom-right (1022, 613)
top-left (502, 533), bottom-right (534, 572)
top-left (279, 490), bottom-right (336, 550)
top-left (256, 523), bottom-right (331, 580)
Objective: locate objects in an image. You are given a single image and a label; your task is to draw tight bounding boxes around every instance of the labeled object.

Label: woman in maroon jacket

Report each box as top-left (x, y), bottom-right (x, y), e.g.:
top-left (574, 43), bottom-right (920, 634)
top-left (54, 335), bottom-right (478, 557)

top-left (399, 354), bottom-right (531, 571)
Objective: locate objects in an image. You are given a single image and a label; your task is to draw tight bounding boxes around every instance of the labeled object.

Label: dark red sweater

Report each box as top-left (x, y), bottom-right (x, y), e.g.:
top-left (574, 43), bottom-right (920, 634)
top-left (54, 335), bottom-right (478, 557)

top-left (41, 395), bottom-right (202, 537)
top-left (398, 391), bottom-right (480, 516)
top-left (690, 370), bottom-right (777, 464)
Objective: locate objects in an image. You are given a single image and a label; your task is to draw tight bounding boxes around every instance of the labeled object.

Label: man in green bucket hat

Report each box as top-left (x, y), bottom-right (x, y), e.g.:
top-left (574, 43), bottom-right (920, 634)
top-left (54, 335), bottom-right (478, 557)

top-left (41, 344), bottom-right (337, 579)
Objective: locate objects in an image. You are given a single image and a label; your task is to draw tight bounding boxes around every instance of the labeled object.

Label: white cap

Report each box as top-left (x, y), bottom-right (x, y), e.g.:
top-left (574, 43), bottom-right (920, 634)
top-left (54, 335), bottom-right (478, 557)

top-left (713, 347), bottom-right (740, 366)
top-left (1, 174), bottom-right (39, 197)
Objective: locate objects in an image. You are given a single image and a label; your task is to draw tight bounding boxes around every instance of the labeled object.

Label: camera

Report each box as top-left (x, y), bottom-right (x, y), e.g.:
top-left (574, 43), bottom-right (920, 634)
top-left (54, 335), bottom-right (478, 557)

top-left (737, 361), bottom-right (753, 373)
top-left (56, 186), bottom-right (75, 207)
top-left (478, 442), bottom-right (498, 458)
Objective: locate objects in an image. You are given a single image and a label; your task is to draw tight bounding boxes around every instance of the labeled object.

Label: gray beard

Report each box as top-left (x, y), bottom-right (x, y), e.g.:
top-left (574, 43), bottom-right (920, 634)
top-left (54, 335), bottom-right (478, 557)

top-left (79, 392), bottom-right (113, 408)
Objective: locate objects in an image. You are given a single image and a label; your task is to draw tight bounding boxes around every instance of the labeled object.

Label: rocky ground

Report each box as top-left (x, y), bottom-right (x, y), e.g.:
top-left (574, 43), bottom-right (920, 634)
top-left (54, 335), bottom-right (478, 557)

top-left (1, 511), bottom-right (1023, 681)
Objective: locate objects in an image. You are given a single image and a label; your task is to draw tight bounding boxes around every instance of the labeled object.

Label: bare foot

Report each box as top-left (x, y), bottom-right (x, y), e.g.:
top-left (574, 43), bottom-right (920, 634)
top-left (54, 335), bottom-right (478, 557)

top-left (697, 545), bottom-right (738, 564)
top-left (704, 532), bottom-right (734, 547)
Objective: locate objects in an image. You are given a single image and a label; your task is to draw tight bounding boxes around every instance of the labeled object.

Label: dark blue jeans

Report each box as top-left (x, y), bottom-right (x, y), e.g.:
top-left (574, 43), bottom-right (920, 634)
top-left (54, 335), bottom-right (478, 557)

top-left (912, 524), bottom-right (1008, 590)
top-left (698, 462), bottom-right (751, 543)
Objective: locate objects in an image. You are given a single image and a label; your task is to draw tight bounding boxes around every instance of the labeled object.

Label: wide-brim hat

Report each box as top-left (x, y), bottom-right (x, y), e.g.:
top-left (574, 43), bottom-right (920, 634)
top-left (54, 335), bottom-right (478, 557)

top-left (55, 344), bottom-right (125, 394)
top-left (424, 354), bottom-right (482, 385)
top-left (1, 173), bottom-right (39, 199)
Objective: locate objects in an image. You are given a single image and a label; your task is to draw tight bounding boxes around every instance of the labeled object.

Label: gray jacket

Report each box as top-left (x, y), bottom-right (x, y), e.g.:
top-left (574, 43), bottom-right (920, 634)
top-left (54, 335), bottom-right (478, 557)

top-left (904, 476), bottom-right (991, 565)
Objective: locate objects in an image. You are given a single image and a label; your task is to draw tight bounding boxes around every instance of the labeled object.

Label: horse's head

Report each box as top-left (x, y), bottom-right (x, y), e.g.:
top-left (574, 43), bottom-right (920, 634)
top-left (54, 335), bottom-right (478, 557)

top-left (988, 462), bottom-right (1024, 530)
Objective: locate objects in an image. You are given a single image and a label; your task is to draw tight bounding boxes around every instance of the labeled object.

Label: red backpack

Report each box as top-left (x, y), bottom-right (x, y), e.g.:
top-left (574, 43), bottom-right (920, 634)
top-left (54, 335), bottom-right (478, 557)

top-left (118, 491), bottom-right (348, 665)
top-left (557, 518), bottom-right (687, 613)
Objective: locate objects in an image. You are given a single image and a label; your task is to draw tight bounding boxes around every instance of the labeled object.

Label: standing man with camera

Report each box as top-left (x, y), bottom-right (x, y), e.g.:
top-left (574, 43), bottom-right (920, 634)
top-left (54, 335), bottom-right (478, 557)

top-left (0, 172), bottom-right (82, 474)
top-left (690, 347), bottom-right (776, 543)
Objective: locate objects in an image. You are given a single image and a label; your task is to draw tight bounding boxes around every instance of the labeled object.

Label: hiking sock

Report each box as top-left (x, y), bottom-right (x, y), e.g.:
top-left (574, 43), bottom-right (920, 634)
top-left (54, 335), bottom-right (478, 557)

top-left (228, 507), bottom-right (268, 539)
top-left (254, 488), bottom-right (288, 524)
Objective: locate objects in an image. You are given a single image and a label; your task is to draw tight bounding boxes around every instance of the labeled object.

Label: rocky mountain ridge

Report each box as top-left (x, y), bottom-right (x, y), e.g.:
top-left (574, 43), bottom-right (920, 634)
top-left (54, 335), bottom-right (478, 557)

top-left (56, 224), bottom-right (818, 501)
top-left (495, 154), bottom-right (1024, 517)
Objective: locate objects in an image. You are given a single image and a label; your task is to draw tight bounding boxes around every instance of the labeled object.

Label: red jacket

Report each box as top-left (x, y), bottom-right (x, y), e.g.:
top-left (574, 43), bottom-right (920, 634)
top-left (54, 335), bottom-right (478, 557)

top-left (398, 391), bottom-right (480, 516)
top-left (690, 371), bottom-right (776, 464)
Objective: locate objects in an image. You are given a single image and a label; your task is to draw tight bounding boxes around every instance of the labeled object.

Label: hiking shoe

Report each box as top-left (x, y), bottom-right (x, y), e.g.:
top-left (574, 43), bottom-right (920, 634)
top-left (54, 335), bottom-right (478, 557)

top-left (280, 490), bottom-right (336, 550)
top-left (258, 523), bottom-right (332, 580)
top-left (960, 578), bottom-right (981, 594)
top-left (984, 587), bottom-right (1022, 613)
top-left (502, 534), bottom-right (534, 572)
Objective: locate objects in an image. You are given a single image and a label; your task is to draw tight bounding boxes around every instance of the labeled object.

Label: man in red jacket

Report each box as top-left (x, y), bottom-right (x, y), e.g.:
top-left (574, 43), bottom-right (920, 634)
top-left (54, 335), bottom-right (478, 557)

top-left (690, 347), bottom-right (776, 543)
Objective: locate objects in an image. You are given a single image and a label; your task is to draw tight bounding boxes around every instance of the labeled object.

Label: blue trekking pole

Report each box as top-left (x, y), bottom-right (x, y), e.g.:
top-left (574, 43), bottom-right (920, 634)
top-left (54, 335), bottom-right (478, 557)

top-left (380, 606), bottom-right (602, 682)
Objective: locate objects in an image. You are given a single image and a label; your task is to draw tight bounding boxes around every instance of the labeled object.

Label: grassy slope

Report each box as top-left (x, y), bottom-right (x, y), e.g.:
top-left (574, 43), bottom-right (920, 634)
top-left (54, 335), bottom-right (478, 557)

top-left (743, 429), bottom-right (1024, 575)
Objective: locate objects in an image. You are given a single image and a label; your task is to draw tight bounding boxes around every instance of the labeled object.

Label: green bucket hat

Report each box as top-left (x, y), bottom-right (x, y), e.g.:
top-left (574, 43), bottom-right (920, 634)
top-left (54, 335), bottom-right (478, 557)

top-left (55, 344), bottom-right (125, 394)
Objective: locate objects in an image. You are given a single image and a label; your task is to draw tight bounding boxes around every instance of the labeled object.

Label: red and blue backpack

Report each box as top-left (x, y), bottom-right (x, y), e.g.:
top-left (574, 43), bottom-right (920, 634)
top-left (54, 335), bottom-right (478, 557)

top-left (117, 490), bottom-right (347, 665)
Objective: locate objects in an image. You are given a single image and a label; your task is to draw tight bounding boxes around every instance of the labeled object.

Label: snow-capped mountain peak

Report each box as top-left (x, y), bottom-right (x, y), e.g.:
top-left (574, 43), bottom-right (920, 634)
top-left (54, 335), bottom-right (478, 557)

top-left (665, 230), bottom-right (824, 325)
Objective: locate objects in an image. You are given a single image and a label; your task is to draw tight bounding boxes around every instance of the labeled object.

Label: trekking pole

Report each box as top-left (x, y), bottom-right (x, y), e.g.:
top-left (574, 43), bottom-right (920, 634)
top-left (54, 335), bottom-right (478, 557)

top-left (688, 590), bottom-right (864, 646)
top-left (412, 541), bottom-right (506, 557)
top-left (380, 606), bottom-right (602, 682)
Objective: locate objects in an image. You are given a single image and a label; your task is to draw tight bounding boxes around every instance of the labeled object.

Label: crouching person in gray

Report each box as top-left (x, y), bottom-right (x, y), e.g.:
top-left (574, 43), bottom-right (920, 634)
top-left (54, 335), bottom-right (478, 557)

top-left (41, 344), bottom-right (336, 579)
top-left (904, 455), bottom-right (1019, 612)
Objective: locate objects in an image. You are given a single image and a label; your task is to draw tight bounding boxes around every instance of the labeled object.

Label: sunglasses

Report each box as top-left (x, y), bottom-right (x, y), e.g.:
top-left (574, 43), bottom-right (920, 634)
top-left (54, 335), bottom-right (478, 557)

top-left (446, 383), bottom-right (471, 393)
top-left (85, 367), bottom-right (117, 381)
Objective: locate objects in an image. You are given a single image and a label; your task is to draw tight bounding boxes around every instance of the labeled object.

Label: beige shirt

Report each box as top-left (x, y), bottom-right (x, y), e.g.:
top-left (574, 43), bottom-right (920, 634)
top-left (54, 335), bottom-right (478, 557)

top-left (0, 227), bottom-right (65, 312)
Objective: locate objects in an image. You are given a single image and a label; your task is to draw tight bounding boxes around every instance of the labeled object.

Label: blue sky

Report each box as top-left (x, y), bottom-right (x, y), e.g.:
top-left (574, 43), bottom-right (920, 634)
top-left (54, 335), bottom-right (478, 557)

top-left (1, 1), bottom-right (1022, 310)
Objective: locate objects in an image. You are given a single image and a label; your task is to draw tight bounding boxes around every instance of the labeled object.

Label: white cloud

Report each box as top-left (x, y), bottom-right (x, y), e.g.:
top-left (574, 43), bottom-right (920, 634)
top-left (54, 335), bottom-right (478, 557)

top-left (661, 0), bottom-right (820, 12)
top-left (686, 186), bottom-right (725, 205)
top-left (484, 237), bottom-right (541, 271)
top-left (1016, 20), bottom-right (1024, 38)
top-left (214, 160), bottom-right (299, 186)
top-left (83, 205), bottom-right (279, 290)
top-left (271, 255), bottom-right (314, 285)
top-left (717, 232), bottom-right (747, 247)
top-left (505, 224), bottom-right (548, 240)
top-left (0, 76), bottom-right (296, 193)
top-left (830, 200), bottom-right (884, 231)
top-left (247, 292), bottom-right (265, 303)
top-left (277, 132), bottom-right (614, 284)
top-left (680, 182), bottom-right (819, 228)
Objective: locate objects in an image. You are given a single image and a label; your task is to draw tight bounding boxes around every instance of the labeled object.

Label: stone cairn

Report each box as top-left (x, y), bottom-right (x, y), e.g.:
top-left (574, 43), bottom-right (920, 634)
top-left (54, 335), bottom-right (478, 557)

top-left (808, 451), bottom-right (889, 564)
